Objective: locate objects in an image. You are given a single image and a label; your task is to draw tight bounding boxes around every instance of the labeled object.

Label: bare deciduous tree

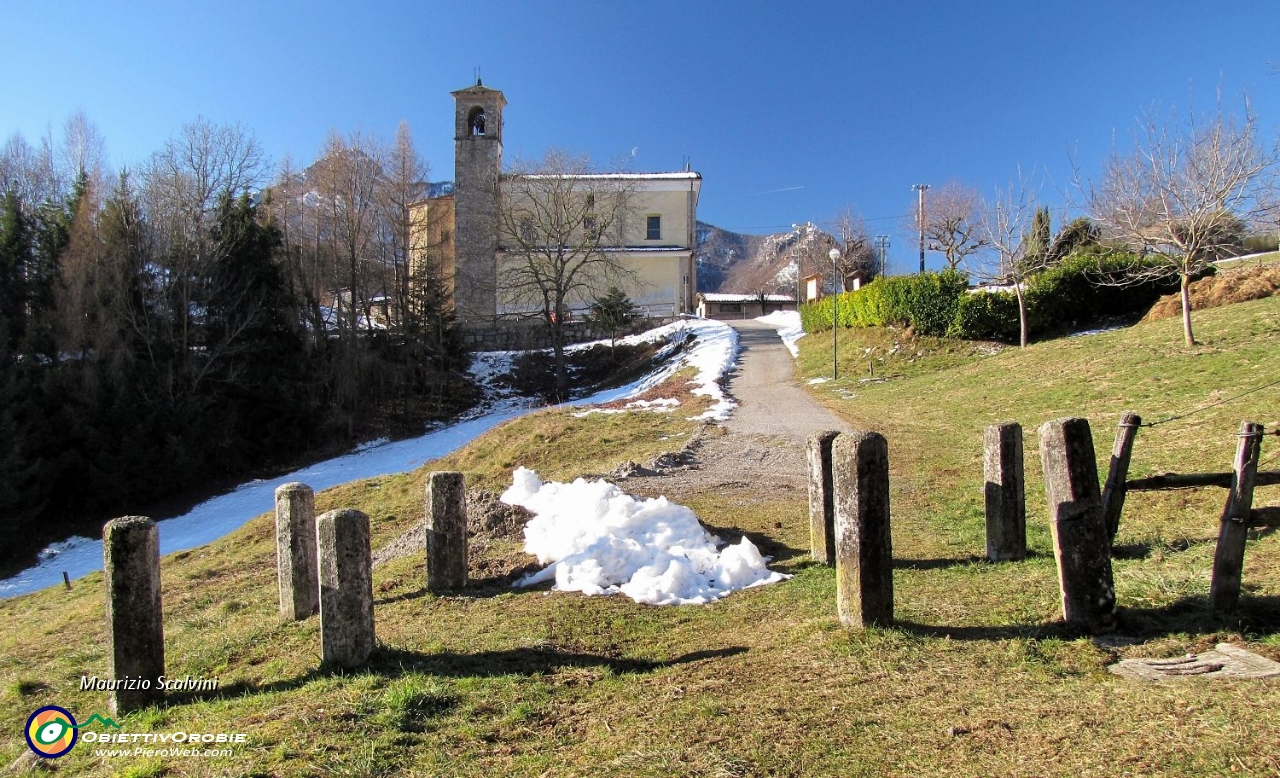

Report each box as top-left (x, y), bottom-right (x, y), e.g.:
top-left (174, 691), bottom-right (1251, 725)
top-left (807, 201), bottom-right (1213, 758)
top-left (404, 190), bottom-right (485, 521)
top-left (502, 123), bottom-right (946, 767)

top-left (314, 130), bottom-right (386, 336)
top-left (496, 149), bottom-right (639, 398)
top-left (830, 207), bottom-right (878, 288)
top-left (981, 173), bottom-right (1045, 348)
top-left (1091, 100), bottom-right (1277, 345)
top-left (919, 181), bottom-right (989, 270)
top-left (142, 117), bottom-right (266, 393)
top-left (380, 122), bottom-right (430, 331)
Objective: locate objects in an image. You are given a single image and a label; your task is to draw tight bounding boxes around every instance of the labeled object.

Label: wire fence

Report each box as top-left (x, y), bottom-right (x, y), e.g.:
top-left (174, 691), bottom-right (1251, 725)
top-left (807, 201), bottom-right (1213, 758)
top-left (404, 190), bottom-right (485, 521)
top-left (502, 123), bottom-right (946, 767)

top-left (1139, 377), bottom-right (1280, 429)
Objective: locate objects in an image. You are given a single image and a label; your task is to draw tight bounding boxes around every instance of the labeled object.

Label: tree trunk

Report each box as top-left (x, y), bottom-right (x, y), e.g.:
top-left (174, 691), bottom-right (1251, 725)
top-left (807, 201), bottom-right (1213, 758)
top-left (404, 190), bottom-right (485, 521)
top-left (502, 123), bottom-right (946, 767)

top-left (1180, 272), bottom-right (1195, 346)
top-left (1015, 283), bottom-right (1028, 349)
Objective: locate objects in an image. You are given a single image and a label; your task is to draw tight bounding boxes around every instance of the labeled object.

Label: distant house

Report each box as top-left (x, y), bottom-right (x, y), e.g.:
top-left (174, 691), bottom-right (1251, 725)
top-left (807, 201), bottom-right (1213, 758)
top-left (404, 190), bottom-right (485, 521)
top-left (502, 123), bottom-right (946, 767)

top-left (803, 270), bottom-right (866, 302)
top-left (696, 293), bottom-right (796, 320)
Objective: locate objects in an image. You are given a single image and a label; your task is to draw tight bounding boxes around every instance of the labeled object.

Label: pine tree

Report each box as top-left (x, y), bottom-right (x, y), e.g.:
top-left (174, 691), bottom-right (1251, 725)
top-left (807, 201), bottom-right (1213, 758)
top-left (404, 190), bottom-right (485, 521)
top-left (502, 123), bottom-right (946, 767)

top-left (0, 189), bottom-right (32, 353)
top-left (589, 286), bottom-right (639, 350)
top-left (1025, 206), bottom-right (1052, 268)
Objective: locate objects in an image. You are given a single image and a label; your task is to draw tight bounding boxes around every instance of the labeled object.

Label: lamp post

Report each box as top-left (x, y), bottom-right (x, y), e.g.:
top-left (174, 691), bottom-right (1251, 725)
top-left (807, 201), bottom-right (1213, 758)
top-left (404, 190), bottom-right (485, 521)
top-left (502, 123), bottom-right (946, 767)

top-left (829, 247), bottom-right (841, 380)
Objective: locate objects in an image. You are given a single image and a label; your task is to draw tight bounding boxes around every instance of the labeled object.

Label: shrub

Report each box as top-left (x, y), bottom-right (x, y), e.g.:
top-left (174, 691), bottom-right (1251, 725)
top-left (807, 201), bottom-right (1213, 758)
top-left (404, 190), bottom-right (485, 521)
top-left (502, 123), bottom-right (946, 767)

top-left (1026, 250), bottom-right (1181, 334)
top-left (948, 290), bottom-right (1020, 341)
top-left (801, 270), bottom-right (968, 336)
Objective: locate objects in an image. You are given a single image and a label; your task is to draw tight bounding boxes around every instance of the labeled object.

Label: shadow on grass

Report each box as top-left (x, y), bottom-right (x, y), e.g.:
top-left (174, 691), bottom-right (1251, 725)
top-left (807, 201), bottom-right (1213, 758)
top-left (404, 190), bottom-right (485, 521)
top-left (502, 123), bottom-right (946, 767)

top-left (701, 521), bottom-right (808, 566)
top-left (892, 550), bottom-right (1052, 571)
top-left (892, 594), bottom-right (1280, 643)
top-left (1111, 536), bottom-right (1216, 561)
top-left (166, 645), bottom-right (748, 707)
top-left (373, 564), bottom-right (547, 606)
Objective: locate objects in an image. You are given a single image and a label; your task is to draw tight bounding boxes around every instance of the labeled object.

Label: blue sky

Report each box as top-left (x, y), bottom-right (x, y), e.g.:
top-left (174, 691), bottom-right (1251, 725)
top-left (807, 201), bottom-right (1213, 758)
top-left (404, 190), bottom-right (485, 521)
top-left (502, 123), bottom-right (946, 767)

top-left (3, 1), bottom-right (1278, 273)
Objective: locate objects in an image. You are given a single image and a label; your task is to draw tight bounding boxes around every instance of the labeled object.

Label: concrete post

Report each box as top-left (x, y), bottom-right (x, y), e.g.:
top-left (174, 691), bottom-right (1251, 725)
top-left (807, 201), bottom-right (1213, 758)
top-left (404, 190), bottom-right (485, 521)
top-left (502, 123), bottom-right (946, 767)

top-left (1038, 417), bottom-right (1116, 633)
top-left (807, 430), bottom-right (840, 565)
top-left (984, 422), bottom-right (1026, 562)
top-left (426, 471), bottom-right (469, 591)
top-left (832, 431), bottom-right (894, 628)
top-left (103, 516), bottom-right (164, 714)
top-left (275, 482), bottom-right (317, 620)
top-left (317, 509), bottom-right (375, 668)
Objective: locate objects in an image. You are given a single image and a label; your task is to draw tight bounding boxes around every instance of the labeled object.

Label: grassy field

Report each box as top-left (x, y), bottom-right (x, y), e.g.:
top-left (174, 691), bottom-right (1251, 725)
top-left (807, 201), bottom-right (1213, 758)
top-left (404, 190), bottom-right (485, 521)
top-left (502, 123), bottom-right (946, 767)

top-left (3, 299), bottom-right (1279, 777)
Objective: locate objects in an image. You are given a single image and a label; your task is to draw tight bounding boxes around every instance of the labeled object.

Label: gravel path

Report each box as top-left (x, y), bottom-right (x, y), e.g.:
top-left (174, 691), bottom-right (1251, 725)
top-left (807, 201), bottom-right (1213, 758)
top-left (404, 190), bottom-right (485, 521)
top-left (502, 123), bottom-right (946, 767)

top-left (622, 319), bottom-right (850, 501)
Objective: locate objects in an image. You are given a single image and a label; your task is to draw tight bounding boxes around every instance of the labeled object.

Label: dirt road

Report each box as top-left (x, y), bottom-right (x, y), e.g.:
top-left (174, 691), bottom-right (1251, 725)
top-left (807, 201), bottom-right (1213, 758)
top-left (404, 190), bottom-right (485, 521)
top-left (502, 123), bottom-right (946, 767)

top-left (624, 319), bottom-right (850, 500)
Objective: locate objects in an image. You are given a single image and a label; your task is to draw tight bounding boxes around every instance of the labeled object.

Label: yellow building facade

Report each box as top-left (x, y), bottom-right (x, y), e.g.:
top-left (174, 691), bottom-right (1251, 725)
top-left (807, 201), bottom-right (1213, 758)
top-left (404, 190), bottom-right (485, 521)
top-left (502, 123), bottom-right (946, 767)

top-left (410, 82), bottom-right (701, 325)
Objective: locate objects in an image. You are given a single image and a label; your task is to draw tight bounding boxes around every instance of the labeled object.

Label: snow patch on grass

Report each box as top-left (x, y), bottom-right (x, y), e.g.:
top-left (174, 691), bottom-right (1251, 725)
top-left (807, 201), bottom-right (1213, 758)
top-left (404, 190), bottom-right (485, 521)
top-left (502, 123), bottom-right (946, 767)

top-left (502, 467), bottom-right (789, 605)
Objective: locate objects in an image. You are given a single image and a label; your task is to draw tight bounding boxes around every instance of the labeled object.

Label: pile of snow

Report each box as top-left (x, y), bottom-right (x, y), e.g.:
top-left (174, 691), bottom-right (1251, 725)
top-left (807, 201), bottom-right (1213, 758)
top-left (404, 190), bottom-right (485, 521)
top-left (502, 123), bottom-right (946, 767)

top-left (502, 467), bottom-right (788, 605)
top-left (756, 310), bottom-right (804, 358)
top-left (569, 318), bottom-right (739, 421)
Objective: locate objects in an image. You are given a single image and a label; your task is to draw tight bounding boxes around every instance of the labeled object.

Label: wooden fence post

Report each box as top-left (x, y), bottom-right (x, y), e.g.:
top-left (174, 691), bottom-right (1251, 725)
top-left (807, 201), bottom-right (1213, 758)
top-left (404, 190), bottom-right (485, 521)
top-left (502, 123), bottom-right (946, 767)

top-left (1100, 412), bottom-right (1141, 545)
top-left (1038, 417), bottom-right (1116, 633)
top-left (984, 422), bottom-right (1026, 562)
top-left (1209, 422), bottom-right (1265, 614)
top-left (808, 430), bottom-right (840, 566)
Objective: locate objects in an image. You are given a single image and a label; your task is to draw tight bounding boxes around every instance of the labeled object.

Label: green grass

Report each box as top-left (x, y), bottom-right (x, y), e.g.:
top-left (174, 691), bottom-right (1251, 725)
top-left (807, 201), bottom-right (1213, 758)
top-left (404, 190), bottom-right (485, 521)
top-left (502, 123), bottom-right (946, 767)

top-left (2, 301), bottom-right (1279, 776)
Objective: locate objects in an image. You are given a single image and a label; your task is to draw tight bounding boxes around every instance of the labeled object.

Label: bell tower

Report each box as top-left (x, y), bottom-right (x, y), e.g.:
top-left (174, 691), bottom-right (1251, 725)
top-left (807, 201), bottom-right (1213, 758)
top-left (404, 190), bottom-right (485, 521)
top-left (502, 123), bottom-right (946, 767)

top-left (451, 80), bottom-right (506, 322)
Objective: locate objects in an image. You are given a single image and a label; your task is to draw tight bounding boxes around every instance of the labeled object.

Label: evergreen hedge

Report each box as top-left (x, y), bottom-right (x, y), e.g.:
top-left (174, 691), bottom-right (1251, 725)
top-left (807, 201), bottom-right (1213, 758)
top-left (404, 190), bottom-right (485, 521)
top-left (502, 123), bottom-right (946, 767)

top-left (800, 253), bottom-right (1183, 343)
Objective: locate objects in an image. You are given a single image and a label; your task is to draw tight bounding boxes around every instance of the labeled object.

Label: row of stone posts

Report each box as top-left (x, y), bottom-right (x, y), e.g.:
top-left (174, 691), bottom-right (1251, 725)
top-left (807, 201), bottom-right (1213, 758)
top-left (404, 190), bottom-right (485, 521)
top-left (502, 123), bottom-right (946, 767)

top-left (807, 418), bottom-right (1119, 633)
top-left (100, 471), bottom-right (472, 713)
top-left (273, 472), bottom-right (471, 665)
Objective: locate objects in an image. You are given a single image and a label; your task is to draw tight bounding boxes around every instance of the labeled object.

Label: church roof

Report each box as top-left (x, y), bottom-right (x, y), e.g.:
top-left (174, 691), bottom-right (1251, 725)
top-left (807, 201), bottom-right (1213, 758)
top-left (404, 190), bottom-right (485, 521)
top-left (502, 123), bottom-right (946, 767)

top-left (510, 171), bottom-right (701, 181)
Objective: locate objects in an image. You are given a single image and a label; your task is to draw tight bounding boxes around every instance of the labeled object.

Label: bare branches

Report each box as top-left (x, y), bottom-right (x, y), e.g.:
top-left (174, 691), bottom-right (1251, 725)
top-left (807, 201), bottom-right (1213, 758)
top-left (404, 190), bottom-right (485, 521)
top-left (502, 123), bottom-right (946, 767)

top-left (831, 207), bottom-right (878, 287)
top-left (920, 182), bottom-right (990, 270)
top-left (981, 172), bottom-right (1043, 348)
top-left (496, 149), bottom-right (642, 398)
top-left (1090, 100), bottom-right (1277, 344)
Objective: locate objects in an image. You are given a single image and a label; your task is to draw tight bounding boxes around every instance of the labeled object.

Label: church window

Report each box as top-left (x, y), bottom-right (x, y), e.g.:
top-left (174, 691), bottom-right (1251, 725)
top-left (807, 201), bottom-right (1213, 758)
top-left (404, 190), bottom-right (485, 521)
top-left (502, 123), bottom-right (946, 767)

top-left (520, 218), bottom-right (534, 243)
top-left (646, 215), bottom-right (662, 241)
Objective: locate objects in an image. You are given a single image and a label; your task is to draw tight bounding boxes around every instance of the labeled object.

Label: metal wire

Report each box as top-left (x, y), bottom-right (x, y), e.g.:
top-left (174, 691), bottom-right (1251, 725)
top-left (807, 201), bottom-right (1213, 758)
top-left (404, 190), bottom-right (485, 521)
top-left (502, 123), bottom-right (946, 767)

top-left (1141, 377), bottom-right (1280, 428)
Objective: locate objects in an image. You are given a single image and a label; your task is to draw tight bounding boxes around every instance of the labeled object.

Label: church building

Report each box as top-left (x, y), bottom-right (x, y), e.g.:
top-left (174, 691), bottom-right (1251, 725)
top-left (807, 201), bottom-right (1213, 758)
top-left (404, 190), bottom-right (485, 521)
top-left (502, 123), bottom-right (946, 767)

top-left (411, 82), bottom-right (702, 327)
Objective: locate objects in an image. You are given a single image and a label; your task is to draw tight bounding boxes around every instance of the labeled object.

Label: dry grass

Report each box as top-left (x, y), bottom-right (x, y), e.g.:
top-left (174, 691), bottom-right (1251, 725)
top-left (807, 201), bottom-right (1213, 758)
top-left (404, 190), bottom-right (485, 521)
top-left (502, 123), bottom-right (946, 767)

top-left (1145, 265), bottom-right (1280, 322)
top-left (2, 299), bottom-right (1279, 776)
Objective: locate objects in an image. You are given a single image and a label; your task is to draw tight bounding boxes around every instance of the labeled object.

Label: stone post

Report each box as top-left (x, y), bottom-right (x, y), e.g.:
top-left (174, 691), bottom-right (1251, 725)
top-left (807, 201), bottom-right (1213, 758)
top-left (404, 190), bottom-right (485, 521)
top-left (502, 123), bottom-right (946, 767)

top-left (317, 509), bottom-right (375, 668)
top-left (426, 471), bottom-right (469, 591)
top-left (832, 431), bottom-right (894, 628)
top-left (984, 422), bottom-right (1026, 562)
top-left (1038, 417), bottom-right (1116, 633)
top-left (103, 516), bottom-right (164, 714)
top-left (275, 482), bottom-right (317, 620)
top-left (807, 430), bottom-right (840, 565)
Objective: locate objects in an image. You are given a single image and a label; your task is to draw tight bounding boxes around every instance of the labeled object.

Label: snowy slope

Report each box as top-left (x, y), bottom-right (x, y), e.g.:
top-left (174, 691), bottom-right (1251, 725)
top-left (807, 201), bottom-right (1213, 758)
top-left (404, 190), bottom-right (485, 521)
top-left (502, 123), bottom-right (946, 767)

top-left (0, 318), bottom-right (739, 599)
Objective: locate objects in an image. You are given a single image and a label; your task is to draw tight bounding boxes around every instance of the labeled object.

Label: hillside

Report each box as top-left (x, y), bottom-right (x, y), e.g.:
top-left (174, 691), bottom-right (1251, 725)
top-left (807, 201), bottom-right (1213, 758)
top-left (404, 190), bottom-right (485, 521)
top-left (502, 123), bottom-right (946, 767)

top-left (3, 299), bottom-right (1278, 776)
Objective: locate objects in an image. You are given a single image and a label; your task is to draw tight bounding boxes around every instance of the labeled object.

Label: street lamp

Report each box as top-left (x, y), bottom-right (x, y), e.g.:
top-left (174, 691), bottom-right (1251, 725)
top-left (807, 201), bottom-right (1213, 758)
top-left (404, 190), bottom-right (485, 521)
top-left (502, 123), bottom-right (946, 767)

top-left (829, 247), bottom-right (841, 380)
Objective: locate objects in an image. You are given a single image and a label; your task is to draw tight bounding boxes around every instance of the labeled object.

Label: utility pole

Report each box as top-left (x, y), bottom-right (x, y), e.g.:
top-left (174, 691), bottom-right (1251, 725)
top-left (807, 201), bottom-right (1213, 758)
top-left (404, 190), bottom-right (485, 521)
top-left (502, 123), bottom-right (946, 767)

top-left (912, 183), bottom-right (930, 273)
top-left (874, 235), bottom-right (890, 278)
